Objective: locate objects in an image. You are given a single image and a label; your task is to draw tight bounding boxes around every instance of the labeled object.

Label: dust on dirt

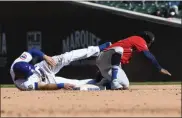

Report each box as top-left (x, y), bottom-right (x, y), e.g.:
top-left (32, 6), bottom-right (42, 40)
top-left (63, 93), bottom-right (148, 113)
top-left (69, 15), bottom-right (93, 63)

top-left (1, 85), bottom-right (181, 117)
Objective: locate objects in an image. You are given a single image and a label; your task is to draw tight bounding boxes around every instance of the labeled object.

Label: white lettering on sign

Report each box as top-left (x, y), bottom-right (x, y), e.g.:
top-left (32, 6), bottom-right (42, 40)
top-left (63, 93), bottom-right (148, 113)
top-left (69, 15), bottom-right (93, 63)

top-left (62, 30), bottom-right (101, 53)
top-left (27, 31), bottom-right (42, 50)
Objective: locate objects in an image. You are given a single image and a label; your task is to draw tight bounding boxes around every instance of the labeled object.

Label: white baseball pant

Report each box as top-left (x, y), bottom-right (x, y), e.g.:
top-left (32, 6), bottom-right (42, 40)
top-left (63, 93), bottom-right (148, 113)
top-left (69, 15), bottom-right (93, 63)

top-left (34, 46), bottom-right (100, 87)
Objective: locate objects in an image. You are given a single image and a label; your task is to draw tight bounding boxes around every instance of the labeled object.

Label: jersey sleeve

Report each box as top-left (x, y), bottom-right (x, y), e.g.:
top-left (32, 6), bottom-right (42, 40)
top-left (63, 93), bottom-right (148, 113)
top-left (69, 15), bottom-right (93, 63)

top-left (28, 48), bottom-right (45, 60)
top-left (14, 52), bottom-right (33, 63)
top-left (131, 36), bottom-right (149, 52)
top-left (10, 52), bottom-right (33, 72)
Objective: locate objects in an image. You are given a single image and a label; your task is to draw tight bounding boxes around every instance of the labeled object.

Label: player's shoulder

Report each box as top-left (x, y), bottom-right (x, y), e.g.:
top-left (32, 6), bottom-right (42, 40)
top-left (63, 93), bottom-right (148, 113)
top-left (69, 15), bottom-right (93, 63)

top-left (10, 52), bottom-right (32, 70)
top-left (129, 36), bottom-right (144, 41)
top-left (19, 52), bottom-right (32, 60)
top-left (128, 36), bottom-right (146, 43)
top-left (13, 52), bottom-right (33, 64)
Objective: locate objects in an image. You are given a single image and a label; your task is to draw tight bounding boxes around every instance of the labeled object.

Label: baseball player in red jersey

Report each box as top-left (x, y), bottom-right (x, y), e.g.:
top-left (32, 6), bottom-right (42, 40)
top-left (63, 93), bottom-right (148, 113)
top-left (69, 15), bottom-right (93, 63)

top-left (96, 31), bottom-right (171, 90)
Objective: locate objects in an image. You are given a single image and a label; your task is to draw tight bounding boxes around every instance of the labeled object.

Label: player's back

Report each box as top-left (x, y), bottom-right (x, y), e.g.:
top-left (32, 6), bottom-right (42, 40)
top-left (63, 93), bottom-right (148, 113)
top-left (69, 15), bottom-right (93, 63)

top-left (106, 36), bottom-right (144, 49)
top-left (105, 36), bottom-right (148, 64)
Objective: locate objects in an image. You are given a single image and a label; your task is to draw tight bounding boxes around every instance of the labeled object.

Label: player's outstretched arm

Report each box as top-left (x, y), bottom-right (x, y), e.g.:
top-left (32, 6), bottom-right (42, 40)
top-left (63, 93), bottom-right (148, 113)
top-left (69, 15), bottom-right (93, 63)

top-left (34, 82), bottom-right (75, 90)
top-left (142, 51), bottom-right (171, 76)
top-left (28, 47), bottom-right (56, 67)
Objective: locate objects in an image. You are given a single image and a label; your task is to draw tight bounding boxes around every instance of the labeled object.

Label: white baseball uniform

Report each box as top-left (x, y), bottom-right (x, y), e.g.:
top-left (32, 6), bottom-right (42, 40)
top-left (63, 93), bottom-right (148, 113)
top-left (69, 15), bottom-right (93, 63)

top-left (10, 46), bottom-right (100, 90)
top-left (96, 47), bottom-right (129, 89)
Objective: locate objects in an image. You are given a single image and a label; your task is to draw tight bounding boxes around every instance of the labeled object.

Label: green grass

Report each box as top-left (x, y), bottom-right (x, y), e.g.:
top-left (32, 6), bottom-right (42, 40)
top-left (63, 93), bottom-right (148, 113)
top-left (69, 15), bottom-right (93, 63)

top-left (1, 81), bottom-right (181, 88)
top-left (1, 84), bottom-right (15, 88)
top-left (130, 81), bottom-right (181, 85)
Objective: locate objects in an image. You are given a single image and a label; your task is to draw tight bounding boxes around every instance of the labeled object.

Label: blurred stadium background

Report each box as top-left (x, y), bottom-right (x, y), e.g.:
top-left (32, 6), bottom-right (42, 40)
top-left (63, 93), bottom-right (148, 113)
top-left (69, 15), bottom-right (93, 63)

top-left (90, 1), bottom-right (182, 19)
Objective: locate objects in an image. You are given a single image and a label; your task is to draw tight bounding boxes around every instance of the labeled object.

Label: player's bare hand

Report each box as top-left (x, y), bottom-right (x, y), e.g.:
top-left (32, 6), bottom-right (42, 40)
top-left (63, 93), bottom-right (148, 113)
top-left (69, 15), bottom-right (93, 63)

top-left (64, 83), bottom-right (75, 90)
top-left (160, 68), bottom-right (171, 76)
top-left (43, 55), bottom-right (57, 67)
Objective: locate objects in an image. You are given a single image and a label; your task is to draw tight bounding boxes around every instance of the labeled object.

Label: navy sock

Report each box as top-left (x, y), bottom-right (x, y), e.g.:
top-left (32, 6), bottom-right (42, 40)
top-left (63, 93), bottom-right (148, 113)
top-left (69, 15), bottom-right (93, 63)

top-left (112, 66), bottom-right (119, 80)
top-left (99, 42), bottom-right (111, 51)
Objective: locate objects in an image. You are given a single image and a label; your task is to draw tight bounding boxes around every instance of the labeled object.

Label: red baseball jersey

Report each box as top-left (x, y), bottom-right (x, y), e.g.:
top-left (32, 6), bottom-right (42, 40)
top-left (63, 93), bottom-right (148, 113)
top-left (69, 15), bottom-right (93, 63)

top-left (105, 36), bottom-right (149, 65)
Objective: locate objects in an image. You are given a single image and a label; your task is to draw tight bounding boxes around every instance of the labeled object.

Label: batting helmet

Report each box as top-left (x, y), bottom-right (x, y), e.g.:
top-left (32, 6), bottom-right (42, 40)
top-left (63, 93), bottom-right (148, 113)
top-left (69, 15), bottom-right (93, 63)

top-left (135, 31), bottom-right (155, 43)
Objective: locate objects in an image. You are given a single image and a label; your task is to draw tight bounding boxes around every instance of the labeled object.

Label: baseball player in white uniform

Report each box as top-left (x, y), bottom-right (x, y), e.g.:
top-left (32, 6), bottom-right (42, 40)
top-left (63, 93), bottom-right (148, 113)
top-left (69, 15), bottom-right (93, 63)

top-left (10, 42), bottom-right (111, 91)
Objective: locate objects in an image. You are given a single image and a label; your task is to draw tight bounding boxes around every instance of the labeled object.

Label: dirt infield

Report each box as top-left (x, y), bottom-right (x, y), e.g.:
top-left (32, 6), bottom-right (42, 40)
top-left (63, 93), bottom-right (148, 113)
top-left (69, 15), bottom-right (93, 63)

top-left (1, 85), bottom-right (181, 117)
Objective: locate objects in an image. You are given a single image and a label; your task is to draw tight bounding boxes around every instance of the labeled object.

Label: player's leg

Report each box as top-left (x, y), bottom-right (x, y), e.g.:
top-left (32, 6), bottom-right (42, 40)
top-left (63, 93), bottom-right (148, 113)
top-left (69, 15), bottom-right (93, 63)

top-left (97, 66), bottom-right (129, 90)
top-left (54, 76), bottom-right (79, 87)
top-left (79, 79), bottom-right (97, 85)
top-left (117, 68), bottom-right (129, 89)
top-left (51, 42), bottom-right (111, 74)
top-left (34, 42), bottom-right (111, 80)
top-left (108, 67), bottom-right (129, 90)
top-left (96, 48), bottom-right (115, 88)
top-left (96, 77), bottom-right (110, 90)
top-left (54, 76), bottom-right (97, 88)
top-left (96, 46), bottom-right (128, 90)
top-left (109, 47), bottom-right (127, 90)
top-left (34, 46), bottom-right (101, 75)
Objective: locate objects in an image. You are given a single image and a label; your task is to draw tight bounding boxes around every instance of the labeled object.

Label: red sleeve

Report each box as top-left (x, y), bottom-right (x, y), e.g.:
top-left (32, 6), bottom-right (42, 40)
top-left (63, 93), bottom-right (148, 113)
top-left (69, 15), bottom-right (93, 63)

top-left (130, 36), bottom-right (149, 52)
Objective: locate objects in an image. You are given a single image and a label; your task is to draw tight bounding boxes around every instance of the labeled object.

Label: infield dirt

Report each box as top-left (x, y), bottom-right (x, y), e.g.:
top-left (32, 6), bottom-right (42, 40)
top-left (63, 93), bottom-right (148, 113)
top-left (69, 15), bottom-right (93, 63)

top-left (1, 85), bottom-right (181, 117)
